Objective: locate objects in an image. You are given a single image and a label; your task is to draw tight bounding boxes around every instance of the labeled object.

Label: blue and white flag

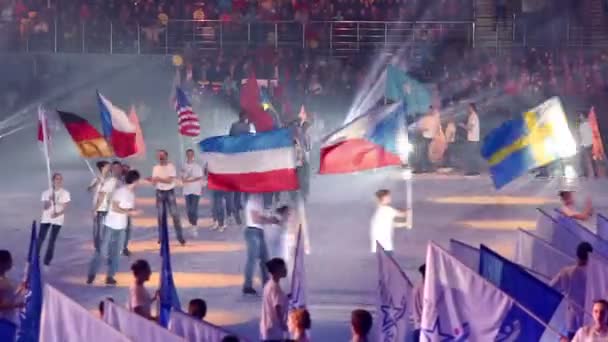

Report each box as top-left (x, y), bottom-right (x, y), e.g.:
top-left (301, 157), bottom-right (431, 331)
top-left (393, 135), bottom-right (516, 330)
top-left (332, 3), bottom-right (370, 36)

top-left (17, 221), bottom-right (42, 342)
top-left (103, 300), bottom-right (184, 341)
top-left (40, 285), bottom-right (130, 341)
top-left (597, 214), bottom-right (608, 241)
top-left (376, 242), bottom-right (413, 342)
top-left (448, 239), bottom-right (479, 270)
top-left (554, 209), bottom-right (608, 257)
top-left (289, 225), bottom-right (307, 309)
top-left (535, 209), bottom-right (581, 257)
top-left (514, 228), bottom-right (575, 280)
top-left (168, 310), bottom-right (249, 342)
top-left (421, 242), bottom-right (561, 341)
top-left (160, 210), bottom-right (182, 327)
top-left (479, 245), bottom-right (569, 337)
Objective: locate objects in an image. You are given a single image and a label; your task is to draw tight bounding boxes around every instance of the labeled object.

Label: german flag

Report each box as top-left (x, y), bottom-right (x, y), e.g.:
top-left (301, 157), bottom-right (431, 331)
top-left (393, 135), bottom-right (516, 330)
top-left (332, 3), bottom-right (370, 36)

top-left (57, 110), bottom-right (113, 158)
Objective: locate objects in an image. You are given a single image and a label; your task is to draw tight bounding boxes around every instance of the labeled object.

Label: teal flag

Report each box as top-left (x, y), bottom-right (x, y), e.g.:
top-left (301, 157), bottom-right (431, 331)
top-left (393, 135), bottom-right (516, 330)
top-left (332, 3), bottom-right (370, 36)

top-left (384, 65), bottom-right (431, 116)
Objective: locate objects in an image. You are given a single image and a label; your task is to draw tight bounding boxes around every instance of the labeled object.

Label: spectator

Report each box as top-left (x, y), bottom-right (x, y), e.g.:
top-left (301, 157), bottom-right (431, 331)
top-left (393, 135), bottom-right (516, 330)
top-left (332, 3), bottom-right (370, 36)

top-left (188, 298), bottom-right (208, 320)
top-left (351, 309), bottom-right (373, 342)
top-left (260, 258), bottom-right (289, 341)
top-left (288, 308), bottom-right (311, 342)
top-left (571, 299), bottom-right (608, 341)
top-left (550, 242), bottom-right (594, 339)
top-left (0, 250), bottom-right (24, 323)
top-left (128, 259), bottom-right (158, 320)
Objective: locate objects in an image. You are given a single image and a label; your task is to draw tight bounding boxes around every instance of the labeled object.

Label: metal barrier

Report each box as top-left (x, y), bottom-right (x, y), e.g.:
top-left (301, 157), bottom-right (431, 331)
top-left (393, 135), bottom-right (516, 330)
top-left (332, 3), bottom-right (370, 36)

top-left (0, 18), bottom-right (475, 55)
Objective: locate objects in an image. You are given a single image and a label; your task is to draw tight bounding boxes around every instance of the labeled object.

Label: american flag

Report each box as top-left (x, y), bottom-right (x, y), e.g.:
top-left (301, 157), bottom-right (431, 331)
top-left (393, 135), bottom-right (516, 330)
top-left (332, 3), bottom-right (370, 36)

top-left (175, 87), bottom-right (200, 137)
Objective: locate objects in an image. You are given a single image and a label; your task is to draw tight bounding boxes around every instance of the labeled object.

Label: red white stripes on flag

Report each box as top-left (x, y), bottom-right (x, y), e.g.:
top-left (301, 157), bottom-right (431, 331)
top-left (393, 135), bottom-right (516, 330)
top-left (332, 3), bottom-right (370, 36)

top-left (175, 87), bottom-right (200, 137)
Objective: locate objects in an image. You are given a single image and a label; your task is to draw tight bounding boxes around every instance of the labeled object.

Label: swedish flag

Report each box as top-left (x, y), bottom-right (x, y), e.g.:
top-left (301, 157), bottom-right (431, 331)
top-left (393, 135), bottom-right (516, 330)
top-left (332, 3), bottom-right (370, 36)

top-left (481, 97), bottom-right (577, 189)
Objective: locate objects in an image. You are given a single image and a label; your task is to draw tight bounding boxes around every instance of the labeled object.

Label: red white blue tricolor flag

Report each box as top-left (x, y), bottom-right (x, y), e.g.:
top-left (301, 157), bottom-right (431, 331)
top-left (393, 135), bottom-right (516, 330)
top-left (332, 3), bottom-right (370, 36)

top-left (199, 128), bottom-right (298, 192)
top-left (319, 102), bottom-right (408, 174)
top-left (97, 92), bottom-right (137, 158)
top-left (175, 87), bottom-right (200, 137)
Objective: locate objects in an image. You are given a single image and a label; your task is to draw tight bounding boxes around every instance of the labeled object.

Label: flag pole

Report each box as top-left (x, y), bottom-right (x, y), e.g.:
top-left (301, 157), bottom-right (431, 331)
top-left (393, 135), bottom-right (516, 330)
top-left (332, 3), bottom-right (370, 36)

top-left (83, 159), bottom-right (96, 177)
top-left (39, 106), bottom-right (53, 193)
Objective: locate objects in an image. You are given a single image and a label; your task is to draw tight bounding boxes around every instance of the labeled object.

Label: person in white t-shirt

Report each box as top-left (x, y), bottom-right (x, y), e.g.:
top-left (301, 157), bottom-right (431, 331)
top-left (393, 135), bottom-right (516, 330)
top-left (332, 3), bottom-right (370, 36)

top-left (243, 194), bottom-right (280, 295)
top-left (87, 160), bottom-right (118, 252)
top-left (260, 258), bottom-right (288, 341)
top-left (127, 259), bottom-right (158, 320)
top-left (148, 150), bottom-right (185, 245)
top-left (459, 103), bottom-right (480, 176)
top-left (87, 170), bottom-right (140, 285)
top-left (0, 250), bottom-right (25, 324)
top-left (572, 299), bottom-right (608, 342)
top-left (370, 189), bottom-right (408, 255)
top-left (559, 190), bottom-right (594, 223)
top-left (38, 173), bottom-right (71, 266)
top-left (181, 149), bottom-right (204, 234)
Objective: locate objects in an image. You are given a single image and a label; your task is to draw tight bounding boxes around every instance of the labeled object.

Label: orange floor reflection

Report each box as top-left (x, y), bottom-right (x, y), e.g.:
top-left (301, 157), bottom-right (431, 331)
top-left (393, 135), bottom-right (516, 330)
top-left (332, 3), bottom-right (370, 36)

top-left (131, 216), bottom-right (214, 228)
top-left (458, 220), bottom-right (536, 230)
top-left (429, 196), bottom-right (557, 205)
top-left (82, 240), bottom-right (244, 253)
top-left (486, 240), bottom-right (515, 259)
top-left (66, 272), bottom-right (257, 288)
top-left (135, 197), bottom-right (211, 206)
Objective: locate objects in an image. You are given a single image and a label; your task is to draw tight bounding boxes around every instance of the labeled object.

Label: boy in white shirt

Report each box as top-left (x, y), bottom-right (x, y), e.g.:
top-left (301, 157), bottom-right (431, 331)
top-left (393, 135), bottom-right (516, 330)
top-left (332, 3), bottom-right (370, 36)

top-left (459, 103), bottom-right (480, 176)
top-left (87, 160), bottom-right (117, 252)
top-left (181, 149), bottom-right (204, 234)
top-left (260, 258), bottom-right (288, 341)
top-left (370, 189), bottom-right (408, 255)
top-left (87, 170), bottom-right (140, 285)
top-left (572, 299), bottom-right (608, 342)
top-left (38, 173), bottom-right (71, 266)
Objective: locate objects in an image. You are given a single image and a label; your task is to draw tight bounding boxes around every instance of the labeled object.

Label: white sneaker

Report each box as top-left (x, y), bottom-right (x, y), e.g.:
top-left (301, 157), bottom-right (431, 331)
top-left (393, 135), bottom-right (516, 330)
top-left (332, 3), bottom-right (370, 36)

top-left (210, 222), bottom-right (219, 230)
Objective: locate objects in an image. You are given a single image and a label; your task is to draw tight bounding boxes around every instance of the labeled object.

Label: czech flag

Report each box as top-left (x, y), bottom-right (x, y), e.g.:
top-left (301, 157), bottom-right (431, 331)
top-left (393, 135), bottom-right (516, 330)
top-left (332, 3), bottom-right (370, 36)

top-left (97, 92), bottom-right (137, 158)
top-left (57, 110), bottom-right (113, 158)
top-left (319, 102), bottom-right (408, 174)
top-left (199, 128), bottom-right (298, 192)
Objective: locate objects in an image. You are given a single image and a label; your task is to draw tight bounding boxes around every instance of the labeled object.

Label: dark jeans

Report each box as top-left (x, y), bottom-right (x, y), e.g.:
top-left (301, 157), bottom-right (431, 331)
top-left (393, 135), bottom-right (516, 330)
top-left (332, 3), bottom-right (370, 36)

top-left (243, 227), bottom-right (269, 289)
top-left (416, 136), bottom-right (432, 172)
top-left (155, 189), bottom-right (184, 243)
top-left (93, 212), bottom-right (107, 252)
top-left (212, 191), bottom-right (228, 226)
top-left (465, 141), bottom-right (480, 174)
top-left (38, 223), bottom-right (61, 265)
top-left (184, 194), bottom-right (200, 226)
top-left (123, 217), bottom-right (131, 251)
top-left (228, 192), bottom-right (242, 224)
top-left (579, 146), bottom-right (597, 178)
top-left (88, 227), bottom-right (126, 279)
top-left (443, 143), bottom-right (454, 168)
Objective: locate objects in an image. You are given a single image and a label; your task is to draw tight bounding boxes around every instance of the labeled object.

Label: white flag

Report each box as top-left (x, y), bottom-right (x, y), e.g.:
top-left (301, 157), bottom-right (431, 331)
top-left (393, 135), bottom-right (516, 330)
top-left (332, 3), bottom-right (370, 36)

top-left (40, 284), bottom-right (130, 342)
top-left (168, 310), bottom-right (247, 342)
top-left (448, 239), bottom-right (479, 270)
top-left (535, 209), bottom-right (581, 257)
top-left (514, 228), bottom-right (575, 280)
top-left (289, 225), bottom-right (307, 309)
top-left (103, 300), bottom-right (184, 342)
top-left (422, 242), bottom-right (561, 341)
top-left (376, 242), bottom-right (413, 342)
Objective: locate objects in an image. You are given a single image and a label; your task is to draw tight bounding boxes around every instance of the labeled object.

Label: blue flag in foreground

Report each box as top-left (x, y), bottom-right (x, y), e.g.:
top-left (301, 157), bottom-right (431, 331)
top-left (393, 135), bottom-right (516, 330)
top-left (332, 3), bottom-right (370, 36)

top-left (481, 97), bottom-right (576, 189)
top-left (376, 242), bottom-right (412, 342)
top-left (479, 245), bottom-right (569, 338)
top-left (17, 221), bottom-right (42, 342)
top-left (554, 209), bottom-right (608, 257)
top-left (422, 242), bottom-right (560, 341)
top-left (597, 214), bottom-right (608, 241)
top-left (535, 208), bottom-right (581, 257)
top-left (289, 225), bottom-right (307, 310)
top-left (159, 211), bottom-right (181, 327)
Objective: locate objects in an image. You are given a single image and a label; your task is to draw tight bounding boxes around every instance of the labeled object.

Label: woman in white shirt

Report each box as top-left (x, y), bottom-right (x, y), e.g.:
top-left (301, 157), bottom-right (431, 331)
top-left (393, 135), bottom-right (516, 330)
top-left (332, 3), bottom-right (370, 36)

top-left (260, 258), bottom-right (288, 341)
top-left (571, 299), bottom-right (608, 341)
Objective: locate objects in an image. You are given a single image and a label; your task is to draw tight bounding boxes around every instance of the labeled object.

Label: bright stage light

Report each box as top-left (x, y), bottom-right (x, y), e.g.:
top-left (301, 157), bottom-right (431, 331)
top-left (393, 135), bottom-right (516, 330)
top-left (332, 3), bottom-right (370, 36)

top-left (564, 164), bottom-right (577, 180)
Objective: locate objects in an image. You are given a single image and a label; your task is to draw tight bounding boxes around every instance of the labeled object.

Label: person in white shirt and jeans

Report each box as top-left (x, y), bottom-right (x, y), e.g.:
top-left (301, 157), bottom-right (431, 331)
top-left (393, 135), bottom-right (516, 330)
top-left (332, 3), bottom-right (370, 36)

top-left (182, 149), bottom-right (204, 234)
top-left (38, 173), bottom-right (71, 266)
top-left (87, 161), bottom-right (117, 253)
top-left (149, 150), bottom-right (185, 245)
top-left (459, 103), bottom-right (480, 176)
top-left (243, 194), bottom-right (279, 295)
top-left (86, 170), bottom-right (140, 285)
top-left (370, 189), bottom-right (408, 256)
